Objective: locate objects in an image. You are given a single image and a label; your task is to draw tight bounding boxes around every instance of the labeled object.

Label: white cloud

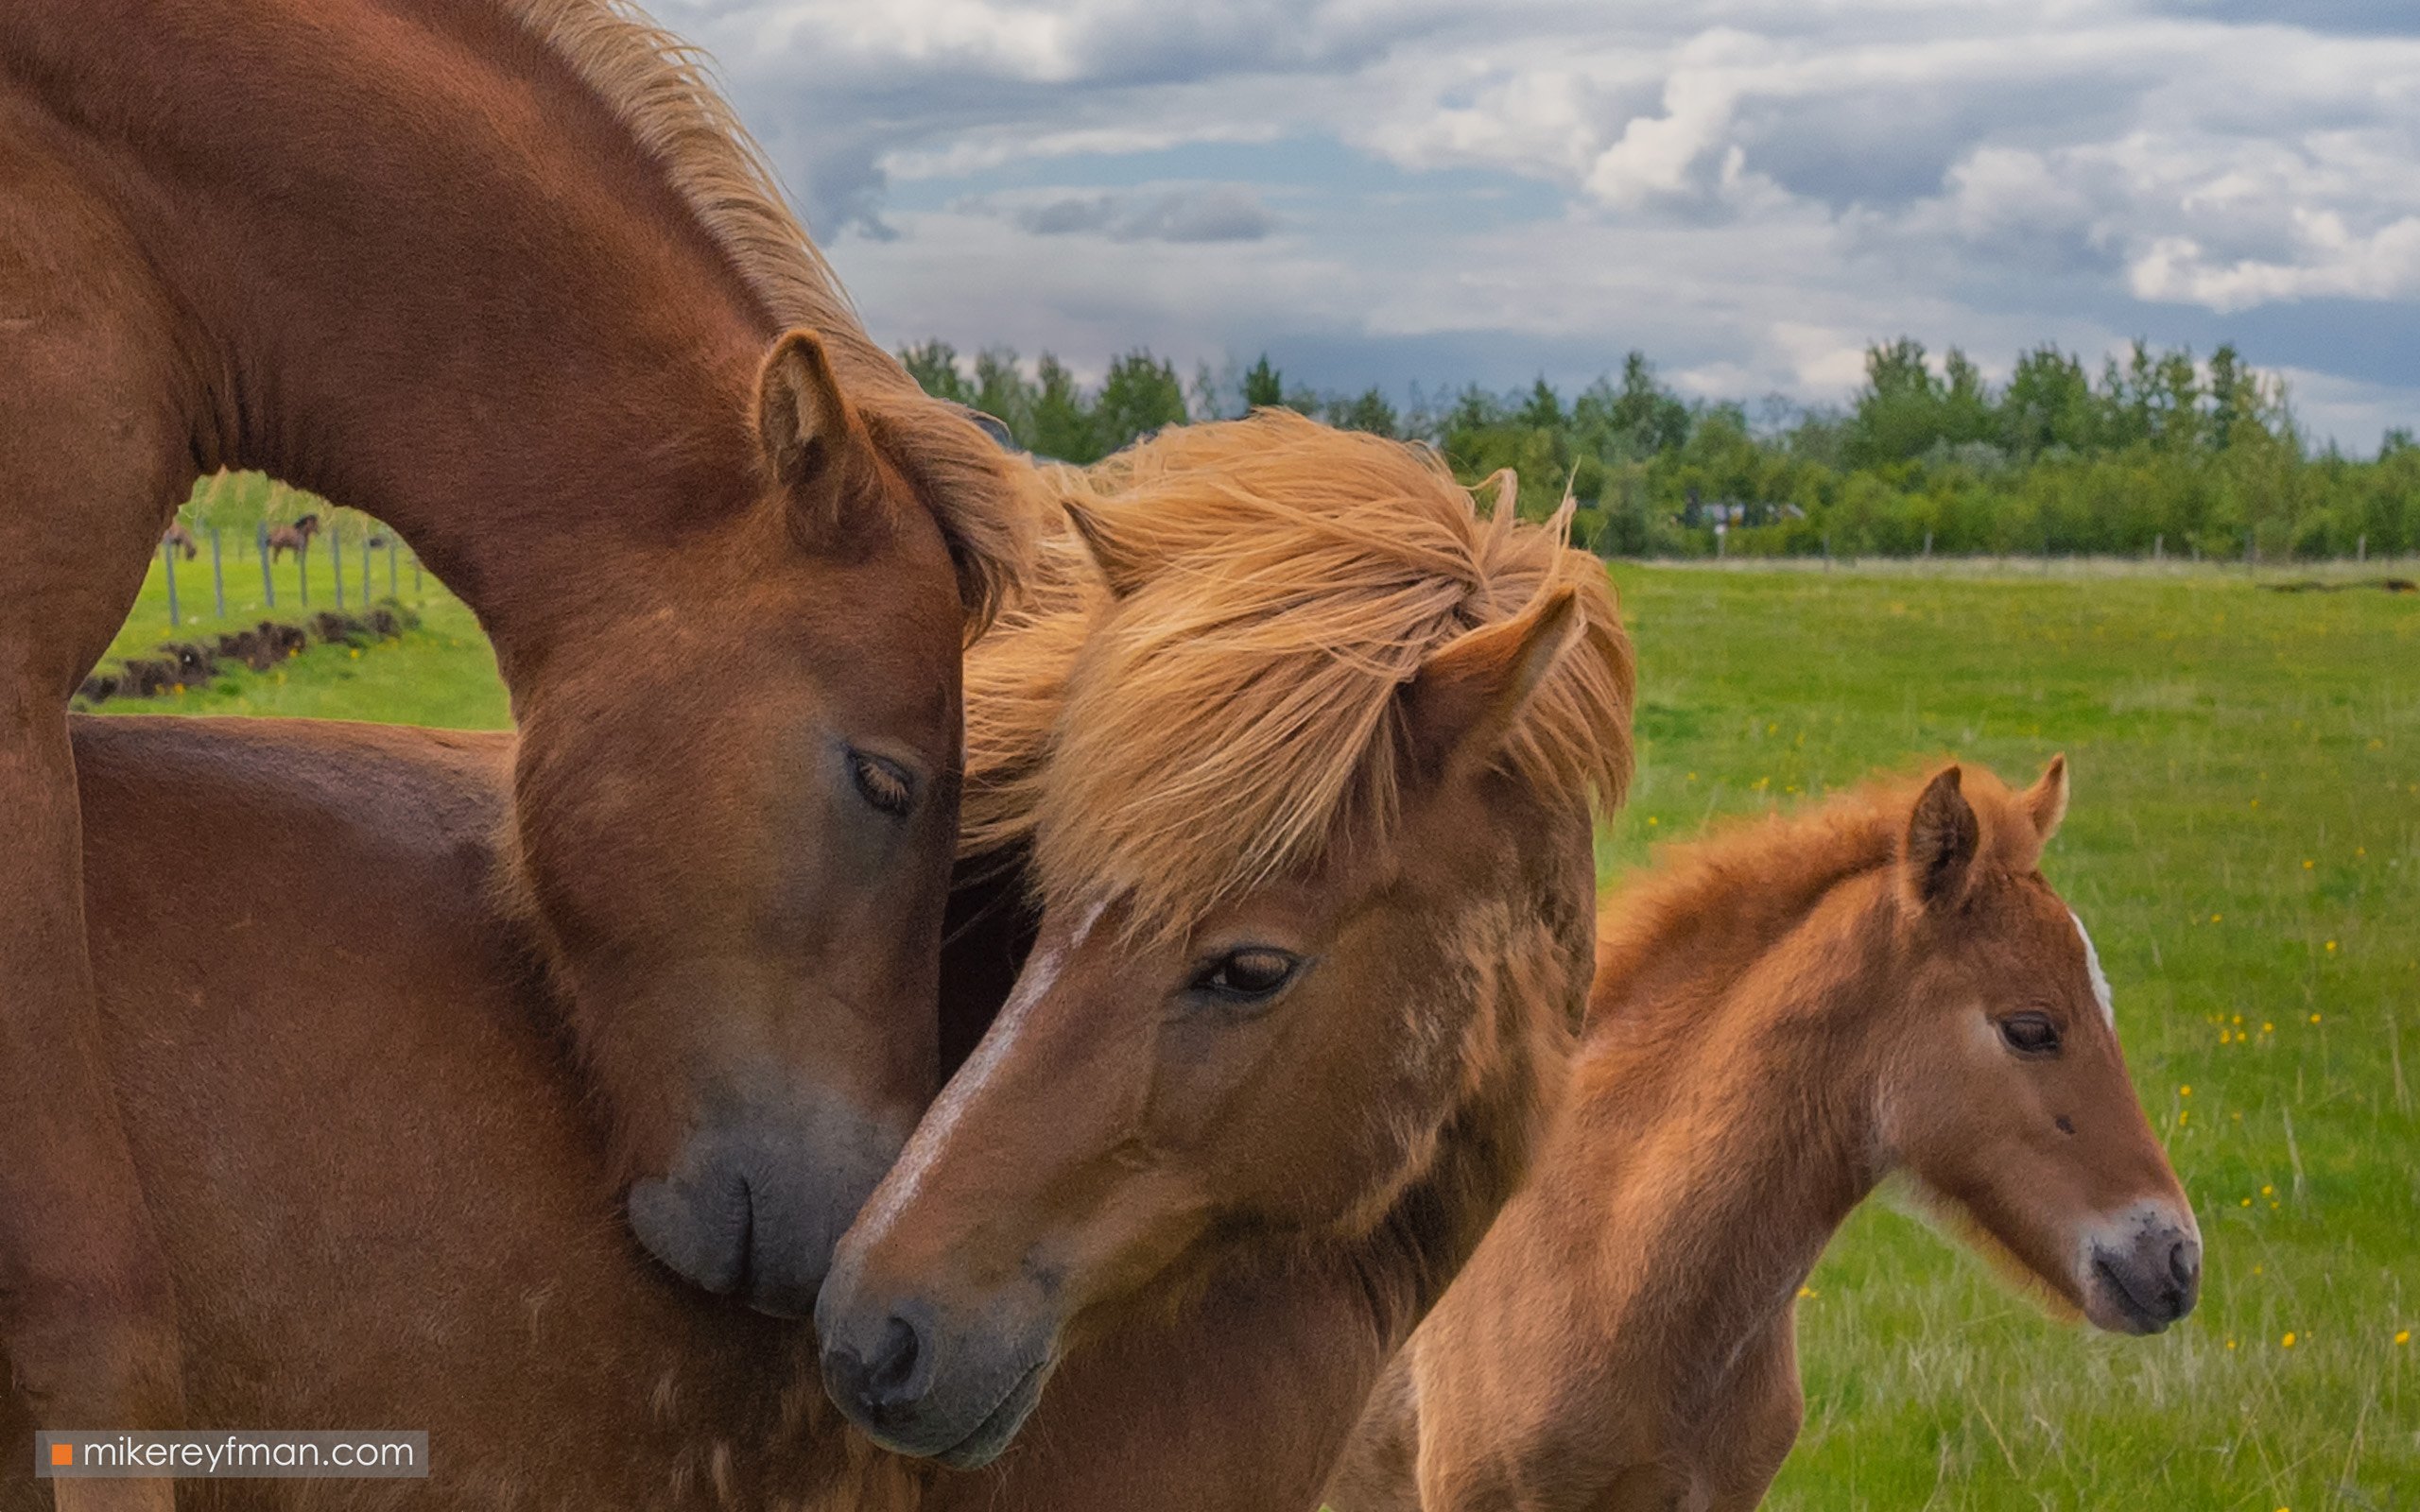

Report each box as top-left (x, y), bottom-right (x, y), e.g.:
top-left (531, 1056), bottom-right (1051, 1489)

top-left (2131, 216), bottom-right (2420, 311)
top-left (975, 183), bottom-right (1280, 242)
top-left (658, 0), bottom-right (2420, 446)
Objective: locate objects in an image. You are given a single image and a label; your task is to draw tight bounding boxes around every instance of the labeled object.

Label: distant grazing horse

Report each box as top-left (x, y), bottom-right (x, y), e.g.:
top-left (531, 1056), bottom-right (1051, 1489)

top-left (4, 415), bottom-right (1629, 1511)
top-left (0, 0), bottom-right (1031, 1469)
top-left (820, 411), bottom-right (1637, 1501)
top-left (1323, 762), bottom-right (2202, 1512)
top-left (261, 514), bottom-right (319, 562)
top-left (161, 524), bottom-right (198, 560)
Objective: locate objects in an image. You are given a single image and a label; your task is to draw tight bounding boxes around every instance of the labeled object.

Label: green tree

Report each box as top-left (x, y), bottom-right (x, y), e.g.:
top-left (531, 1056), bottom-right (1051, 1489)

top-left (897, 340), bottom-right (973, 405)
top-left (1517, 378), bottom-right (1565, 433)
top-left (1242, 354), bottom-right (1285, 410)
top-left (1093, 349), bottom-right (1188, 454)
top-left (1329, 387), bottom-right (1399, 438)
top-left (1606, 352), bottom-right (1690, 455)
top-left (971, 348), bottom-right (1037, 445)
top-left (1845, 337), bottom-right (1948, 465)
top-left (1998, 345), bottom-right (2097, 455)
top-left (1939, 348), bottom-right (1996, 447)
top-left (1029, 353), bottom-right (1098, 463)
top-left (1446, 384), bottom-right (1505, 434)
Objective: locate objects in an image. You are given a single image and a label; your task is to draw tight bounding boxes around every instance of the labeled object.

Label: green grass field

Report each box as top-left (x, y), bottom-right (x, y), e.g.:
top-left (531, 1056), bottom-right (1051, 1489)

top-left (98, 556), bottom-right (2416, 1506)
top-left (99, 545), bottom-right (508, 728)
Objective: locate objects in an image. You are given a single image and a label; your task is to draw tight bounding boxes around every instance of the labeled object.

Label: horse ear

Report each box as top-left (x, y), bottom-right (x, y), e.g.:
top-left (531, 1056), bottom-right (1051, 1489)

top-left (1398, 587), bottom-right (1582, 782)
top-left (1061, 496), bottom-right (1151, 599)
top-left (2023, 754), bottom-right (2069, 844)
top-left (1904, 765), bottom-right (1980, 910)
top-left (754, 329), bottom-right (865, 502)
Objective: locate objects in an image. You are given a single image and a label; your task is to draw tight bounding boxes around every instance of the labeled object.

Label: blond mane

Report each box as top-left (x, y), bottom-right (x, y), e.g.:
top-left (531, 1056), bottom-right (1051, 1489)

top-left (961, 410), bottom-right (1635, 936)
top-left (499, 0), bottom-right (1036, 627)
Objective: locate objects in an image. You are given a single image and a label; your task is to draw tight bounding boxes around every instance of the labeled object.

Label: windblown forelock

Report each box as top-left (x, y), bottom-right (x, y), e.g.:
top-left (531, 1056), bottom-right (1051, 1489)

top-left (858, 406), bottom-right (1048, 641)
top-left (959, 411), bottom-right (1635, 942)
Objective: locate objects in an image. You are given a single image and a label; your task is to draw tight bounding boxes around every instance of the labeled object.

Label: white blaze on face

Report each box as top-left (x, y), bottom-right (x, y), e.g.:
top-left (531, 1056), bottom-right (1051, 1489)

top-left (2068, 908), bottom-right (2116, 1028)
top-left (852, 897), bottom-right (1109, 1238)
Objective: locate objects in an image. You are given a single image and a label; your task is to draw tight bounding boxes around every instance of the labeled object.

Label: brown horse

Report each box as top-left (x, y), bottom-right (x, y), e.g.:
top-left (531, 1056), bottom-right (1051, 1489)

top-left (260, 515), bottom-right (318, 563)
top-left (160, 524), bottom-right (199, 561)
top-left (1323, 762), bottom-right (2203, 1512)
top-left (818, 412), bottom-right (1635, 1489)
top-left (0, 0), bottom-right (1032, 1458)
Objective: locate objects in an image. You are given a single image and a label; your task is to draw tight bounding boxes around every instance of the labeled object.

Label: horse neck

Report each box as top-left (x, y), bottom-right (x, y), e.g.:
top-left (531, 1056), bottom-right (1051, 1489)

top-left (1560, 870), bottom-right (1900, 1410)
top-left (13, 0), bottom-right (790, 672)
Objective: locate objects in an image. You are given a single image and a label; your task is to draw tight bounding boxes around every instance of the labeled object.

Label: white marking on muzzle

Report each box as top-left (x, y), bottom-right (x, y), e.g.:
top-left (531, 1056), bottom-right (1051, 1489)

top-left (2068, 908), bottom-right (2116, 1028)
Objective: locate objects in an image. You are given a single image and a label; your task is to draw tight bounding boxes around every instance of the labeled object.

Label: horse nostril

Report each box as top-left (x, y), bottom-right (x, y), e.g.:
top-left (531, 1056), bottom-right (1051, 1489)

top-left (2169, 1234), bottom-right (2202, 1290)
top-left (865, 1314), bottom-right (925, 1408)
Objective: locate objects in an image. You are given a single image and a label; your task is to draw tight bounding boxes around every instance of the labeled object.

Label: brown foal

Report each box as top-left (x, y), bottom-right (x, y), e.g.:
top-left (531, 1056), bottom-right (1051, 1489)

top-left (1324, 762), bottom-right (2202, 1512)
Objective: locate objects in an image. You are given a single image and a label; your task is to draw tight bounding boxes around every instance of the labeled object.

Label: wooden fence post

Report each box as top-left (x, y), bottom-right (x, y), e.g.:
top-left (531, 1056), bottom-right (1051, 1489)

top-left (360, 531), bottom-right (373, 605)
top-left (162, 539), bottom-right (180, 628)
top-left (298, 532), bottom-right (310, 607)
top-left (210, 527), bottom-right (226, 619)
top-left (331, 524), bottom-right (344, 610)
top-left (388, 537), bottom-right (400, 599)
top-left (259, 522), bottom-right (276, 609)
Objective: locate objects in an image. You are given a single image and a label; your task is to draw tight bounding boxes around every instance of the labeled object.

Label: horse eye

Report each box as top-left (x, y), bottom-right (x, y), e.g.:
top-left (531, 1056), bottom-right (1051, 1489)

top-left (1999, 1011), bottom-right (2062, 1057)
top-left (849, 752), bottom-right (914, 818)
top-left (1189, 948), bottom-right (1302, 1004)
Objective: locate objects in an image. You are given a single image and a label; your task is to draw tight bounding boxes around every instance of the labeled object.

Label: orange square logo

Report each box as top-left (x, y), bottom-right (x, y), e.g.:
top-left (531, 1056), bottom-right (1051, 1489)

top-left (48, 1443), bottom-right (72, 1468)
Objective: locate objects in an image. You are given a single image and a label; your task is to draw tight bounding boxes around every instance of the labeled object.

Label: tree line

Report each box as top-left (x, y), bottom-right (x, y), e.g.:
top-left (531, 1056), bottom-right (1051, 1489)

top-left (898, 337), bottom-right (2420, 561)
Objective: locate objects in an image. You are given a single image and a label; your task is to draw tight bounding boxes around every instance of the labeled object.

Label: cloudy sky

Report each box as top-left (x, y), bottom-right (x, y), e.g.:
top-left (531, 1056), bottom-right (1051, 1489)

top-left (659, 0), bottom-right (2420, 449)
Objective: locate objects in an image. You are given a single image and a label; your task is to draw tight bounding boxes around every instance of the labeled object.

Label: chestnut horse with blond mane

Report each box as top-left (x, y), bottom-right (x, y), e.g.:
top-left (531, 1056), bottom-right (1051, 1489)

top-left (820, 411), bottom-right (1634, 1499)
top-left (1323, 762), bottom-right (2202, 1512)
top-left (3, 414), bottom-right (1629, 1510)
top-left (0, 0), bottom-right (1028, 1476)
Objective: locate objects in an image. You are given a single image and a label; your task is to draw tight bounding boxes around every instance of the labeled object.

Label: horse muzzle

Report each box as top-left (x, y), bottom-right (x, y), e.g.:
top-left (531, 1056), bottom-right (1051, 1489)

top-left (814, 1255), bottom-right (1061, 1468)
top-left (2081, 1200), bottom-right (2202, 1334)
top-left (627, 1099), bottom-right (907, 1316)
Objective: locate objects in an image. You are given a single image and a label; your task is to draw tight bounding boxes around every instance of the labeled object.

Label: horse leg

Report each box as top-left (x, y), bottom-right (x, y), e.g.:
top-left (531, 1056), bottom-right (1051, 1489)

top-left (1, 124), bottom-right (192, 1510)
